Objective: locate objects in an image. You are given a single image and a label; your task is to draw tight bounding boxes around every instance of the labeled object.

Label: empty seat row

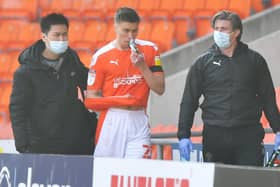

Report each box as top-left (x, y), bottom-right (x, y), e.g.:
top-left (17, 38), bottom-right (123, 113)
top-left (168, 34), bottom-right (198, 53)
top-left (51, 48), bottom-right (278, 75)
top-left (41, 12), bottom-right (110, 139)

top-left (0, 19), bottom-right (175, 53)
top-left (1, 0), bottom-right (280, 21)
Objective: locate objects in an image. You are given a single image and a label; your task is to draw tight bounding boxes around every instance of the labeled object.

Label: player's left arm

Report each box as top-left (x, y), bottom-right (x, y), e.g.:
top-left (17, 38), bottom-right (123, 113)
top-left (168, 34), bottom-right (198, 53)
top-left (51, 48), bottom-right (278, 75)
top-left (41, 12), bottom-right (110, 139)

top-left (131, 51), bottom-right (165, 95)
top-left (138, 62), bottom-right (165, 95)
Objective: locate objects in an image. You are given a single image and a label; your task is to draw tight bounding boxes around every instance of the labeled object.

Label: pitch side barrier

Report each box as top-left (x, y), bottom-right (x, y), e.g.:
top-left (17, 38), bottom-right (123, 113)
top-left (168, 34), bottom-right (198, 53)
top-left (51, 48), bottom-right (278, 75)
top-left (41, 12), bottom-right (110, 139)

top-left (1, 153), bottom-right (280, 187)
top-left (151, 127), bottom-right (276, 164)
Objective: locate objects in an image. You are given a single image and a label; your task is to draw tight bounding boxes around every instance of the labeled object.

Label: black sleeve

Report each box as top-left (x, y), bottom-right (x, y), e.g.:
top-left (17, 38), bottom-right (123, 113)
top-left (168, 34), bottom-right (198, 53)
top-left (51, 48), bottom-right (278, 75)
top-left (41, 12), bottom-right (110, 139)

top-left (177, 59), bottom-right (203, 139)
top-left (9, 66), bottom-right (33, 152)
top-left (256, 54), bottom-right (280, 133)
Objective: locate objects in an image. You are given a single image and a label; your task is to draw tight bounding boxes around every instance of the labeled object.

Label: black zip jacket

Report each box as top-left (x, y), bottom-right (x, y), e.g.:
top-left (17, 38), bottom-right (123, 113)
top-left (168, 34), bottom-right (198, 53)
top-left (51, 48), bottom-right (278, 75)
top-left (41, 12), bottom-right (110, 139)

top-left (9, 40), bottom-right (97, 154)
top-left (178, 42), bottom-right (280, 139)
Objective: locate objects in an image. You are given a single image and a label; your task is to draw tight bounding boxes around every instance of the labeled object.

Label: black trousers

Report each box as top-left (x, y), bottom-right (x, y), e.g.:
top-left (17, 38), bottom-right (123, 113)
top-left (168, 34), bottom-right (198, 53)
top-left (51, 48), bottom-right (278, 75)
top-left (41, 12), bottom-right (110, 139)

top-left (202, 124), bottom-right (265, 166)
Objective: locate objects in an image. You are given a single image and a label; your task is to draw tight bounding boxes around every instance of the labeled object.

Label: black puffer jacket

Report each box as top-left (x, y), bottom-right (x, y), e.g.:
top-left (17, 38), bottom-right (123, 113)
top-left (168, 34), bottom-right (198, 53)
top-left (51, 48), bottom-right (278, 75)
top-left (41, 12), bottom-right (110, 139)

top-left (9, 40), bottom-right (97, 154)
top-left (178, 42), bottom-right (280, 139)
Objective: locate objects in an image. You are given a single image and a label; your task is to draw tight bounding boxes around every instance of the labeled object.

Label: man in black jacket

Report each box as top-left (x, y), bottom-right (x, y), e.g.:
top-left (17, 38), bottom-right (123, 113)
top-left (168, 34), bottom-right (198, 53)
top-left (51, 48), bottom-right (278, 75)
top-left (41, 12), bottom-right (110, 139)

top-left (9, 13), bottom-right (97, 155)
top-left (177, 10), bottom-right (280, 166)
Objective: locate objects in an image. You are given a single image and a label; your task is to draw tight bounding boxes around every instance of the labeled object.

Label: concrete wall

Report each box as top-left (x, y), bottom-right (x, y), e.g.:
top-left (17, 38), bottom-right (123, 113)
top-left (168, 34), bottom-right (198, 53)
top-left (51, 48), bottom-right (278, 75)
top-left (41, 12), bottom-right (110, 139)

top-left (148, 5), bottom-right (280, 127)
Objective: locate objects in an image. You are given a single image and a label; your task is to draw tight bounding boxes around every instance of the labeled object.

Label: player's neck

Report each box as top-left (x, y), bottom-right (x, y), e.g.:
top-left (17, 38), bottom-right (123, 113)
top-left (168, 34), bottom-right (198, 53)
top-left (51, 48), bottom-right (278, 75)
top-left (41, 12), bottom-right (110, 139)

top-left (113, 40), bottom-right (129, 51)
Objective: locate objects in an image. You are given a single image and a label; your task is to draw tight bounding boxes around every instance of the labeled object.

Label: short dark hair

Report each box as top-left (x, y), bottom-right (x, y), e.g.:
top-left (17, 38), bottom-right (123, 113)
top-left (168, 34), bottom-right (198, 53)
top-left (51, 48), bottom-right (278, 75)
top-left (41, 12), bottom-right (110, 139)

top-left (114, 7), bottom-right (140, 24)
top-left (40, 13), bottom-right (69, 34)
top-left (211, 10), bottom-right (243, 41)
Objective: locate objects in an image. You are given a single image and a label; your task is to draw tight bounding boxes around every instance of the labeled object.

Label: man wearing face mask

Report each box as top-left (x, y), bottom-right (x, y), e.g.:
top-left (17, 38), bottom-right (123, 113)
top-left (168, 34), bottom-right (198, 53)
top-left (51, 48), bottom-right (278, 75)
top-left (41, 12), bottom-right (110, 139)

top-left (9, 13), bottom-right (97, 154)
top-left (177, 10), bottom-right (280, 166)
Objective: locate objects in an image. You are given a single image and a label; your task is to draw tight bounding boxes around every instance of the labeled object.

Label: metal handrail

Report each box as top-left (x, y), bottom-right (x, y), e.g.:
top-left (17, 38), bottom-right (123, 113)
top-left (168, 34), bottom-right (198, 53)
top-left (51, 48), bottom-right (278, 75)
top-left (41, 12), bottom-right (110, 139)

top-left (150, 127), bottom-right (274, 160)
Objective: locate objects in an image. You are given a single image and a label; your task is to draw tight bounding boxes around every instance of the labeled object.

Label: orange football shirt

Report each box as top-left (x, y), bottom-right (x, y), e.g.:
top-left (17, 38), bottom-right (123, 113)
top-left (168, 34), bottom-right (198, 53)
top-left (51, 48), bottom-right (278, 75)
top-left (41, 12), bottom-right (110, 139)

top-left (85, 39), bottom-right (163, 110)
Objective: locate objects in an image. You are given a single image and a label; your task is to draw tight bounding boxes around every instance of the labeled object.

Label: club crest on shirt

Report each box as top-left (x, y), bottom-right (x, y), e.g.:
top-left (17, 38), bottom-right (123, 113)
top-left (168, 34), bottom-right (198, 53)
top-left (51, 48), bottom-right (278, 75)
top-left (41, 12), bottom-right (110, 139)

top-left (87, 69), bottom-right (96, 86)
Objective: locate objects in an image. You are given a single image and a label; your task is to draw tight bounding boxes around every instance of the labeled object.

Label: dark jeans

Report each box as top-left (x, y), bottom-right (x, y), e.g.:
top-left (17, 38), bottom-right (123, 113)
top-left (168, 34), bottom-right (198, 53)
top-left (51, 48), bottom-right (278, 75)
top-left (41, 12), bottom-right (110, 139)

top-left (202, 124), bottom-right (265, 166)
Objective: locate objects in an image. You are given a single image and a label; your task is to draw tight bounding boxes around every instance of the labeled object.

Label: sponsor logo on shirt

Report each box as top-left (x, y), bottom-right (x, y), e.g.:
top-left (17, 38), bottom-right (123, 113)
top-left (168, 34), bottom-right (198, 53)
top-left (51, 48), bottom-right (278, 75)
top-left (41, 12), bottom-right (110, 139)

top-left (113, 75), bottom-right (143, 88)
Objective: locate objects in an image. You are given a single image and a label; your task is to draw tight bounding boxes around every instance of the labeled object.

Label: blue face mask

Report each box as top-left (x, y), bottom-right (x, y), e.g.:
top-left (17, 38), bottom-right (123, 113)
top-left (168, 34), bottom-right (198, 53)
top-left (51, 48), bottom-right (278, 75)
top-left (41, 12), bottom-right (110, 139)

top-left (49, 40), bottom-right (68, 54)
top-left (213, 30), bottom-right (231, 49)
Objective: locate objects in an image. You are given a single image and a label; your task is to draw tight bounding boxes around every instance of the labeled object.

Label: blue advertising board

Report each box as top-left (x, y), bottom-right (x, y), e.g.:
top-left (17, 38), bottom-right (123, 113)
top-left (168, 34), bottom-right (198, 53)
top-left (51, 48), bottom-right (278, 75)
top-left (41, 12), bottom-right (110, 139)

top-left (0, 153), bottom-right (93, 187)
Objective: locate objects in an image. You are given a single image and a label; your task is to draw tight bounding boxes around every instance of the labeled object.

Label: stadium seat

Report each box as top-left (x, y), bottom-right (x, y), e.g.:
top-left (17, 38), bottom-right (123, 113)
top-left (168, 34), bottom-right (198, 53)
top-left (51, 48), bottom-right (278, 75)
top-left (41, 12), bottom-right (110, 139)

top-left (137, 0), bottom-right (160, 19)
top-left (174, 0), bottom-right (206, 15)
top-left (8, 22), bottom-right (40, 50)
top-left (204, 0), bottom-right (229, 12)
top-left (0, 51), bottom-right (20, 81)
top-left (40, 0), bottom-right (80, 20)
top-left (193, 11), bottom-right (214, 38)
top-left (8, 51), bottom-right (21, 75)
top-left (104, 0), bottom-right (139, 21)
top-left (103, 23), bottom-right (116, 46)
top-left (0, 0), bottom-right (38, 21)
top-left (82, 0), bottom-right (116, 21)
top-left (77, 50), bottom-right (93, 67)
top-left (72, 20), bottom-right (107, 52)
top-left (149, 0), bottom-right (184, 20)
top-left (0, 82), bottom-right (12, 125)
top-left (68, 21), bottom-right (85, 45)
top-left (137, 21), bottom-right (152, 40)
top-left (172, 0), bottom-right (206, 44)
top-left (251, 0), bottom-right (272, 13)
top-left (0, 21), bottom-right (23, 51)
top-left (173, 15), bottom-right (195, 45)
top-left (114, 0), bottom-right (138, 9)
top-left (150, 20), bottom-right (175, 52)
top-left (228, 0), bottom-right (253, 19)
top-left (0, 52), bottom-right (12, 80)
top-left (272, 0), bottom-right (280, 5)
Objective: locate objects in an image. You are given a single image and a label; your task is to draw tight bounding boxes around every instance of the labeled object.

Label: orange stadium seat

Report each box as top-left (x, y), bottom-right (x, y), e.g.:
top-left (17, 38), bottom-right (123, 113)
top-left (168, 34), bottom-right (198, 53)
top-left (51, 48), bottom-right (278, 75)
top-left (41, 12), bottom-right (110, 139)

top-left (172, 0), bottom-right (206, 44)
top-left (228, 0), bottom-right (253, 19)
top-left (72, 20), bottom-right (107, 52)
top-left (0, 52), bottom-right (11, 80)
top-left (7, 51), bottom-right (21, 79)
top-left (149, 0), bottom-right (184, 20)
top-left (150, 20), bottom-right (175, 52)
top-left (137, 0), bottom-right (160, 19)
top-left (40, 0), bottom-right (80, 20)
top-left (174, 0), bottom-right (206, 15)
top-left (8, 22), bottom-right (40, 50)
top-left (77, 50), bottom-right (93, 67)
top-left (0, 21), bottom-right (23, 51)
top-left (272, 0), bottom-right (280, 5)
top-left (0, 0), bottom-right (38, 20)
top-left (204, 0), bottom-right (229, 12)
top-left (102, 23), bottom-right (116, 46)
top-left (82, 0), bottom-right (116, 21)
top-left (38, 0), bottom-right (51, 9)
top-left (251, 0), bottom-right (271, 13)
top-left (137, 21), bottom-right (152, 40)
top-left (151, 124), bottom-right (177, 160)
top-left (173, 15), bottom-right (195, 45)
top-left (114, 0), bottom-right (138, 9)
top-left (68, 21), bottom-right (85, 45)
top-left (0, 51), bottom-right (20, 81)
top-left (193, 12), bottom-right (214, 38)
top-left (0, 82), bottom-right (12, 121)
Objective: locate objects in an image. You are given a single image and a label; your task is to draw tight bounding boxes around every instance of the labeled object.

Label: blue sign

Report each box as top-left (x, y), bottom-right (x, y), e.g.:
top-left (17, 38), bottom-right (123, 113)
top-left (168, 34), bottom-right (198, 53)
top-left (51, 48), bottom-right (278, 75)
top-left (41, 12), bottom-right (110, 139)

top-left (0, 153), bottom-right (93, 187)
